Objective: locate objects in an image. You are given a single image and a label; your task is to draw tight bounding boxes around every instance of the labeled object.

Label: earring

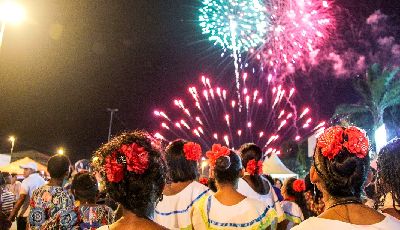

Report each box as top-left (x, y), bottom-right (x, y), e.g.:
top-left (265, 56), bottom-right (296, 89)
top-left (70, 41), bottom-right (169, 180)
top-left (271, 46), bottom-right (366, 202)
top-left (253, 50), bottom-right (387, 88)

top-left (313, 184), bottom-right (317, 197)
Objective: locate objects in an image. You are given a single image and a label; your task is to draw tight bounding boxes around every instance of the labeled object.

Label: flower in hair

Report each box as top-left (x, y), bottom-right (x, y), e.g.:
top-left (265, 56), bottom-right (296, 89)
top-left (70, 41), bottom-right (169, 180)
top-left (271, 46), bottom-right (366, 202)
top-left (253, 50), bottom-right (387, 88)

top-left (206, 144), bottom-right (230, 167)
top-left (317, 126), bottom-right (344, 160)
top-left (246, 159), bottom-right (263, 175)
top-left (120, 143), bottom-right (149, 174)
top-left (343, 126), bottom-right (369, 158)
top-left (199, 177), bottom-right (209, 186)
top-left (105, 152), bottom-right (124, 183)
top-left (183, 142), bottom-right (202, 161)
top-left (293, 179), bottom-right (306, 193)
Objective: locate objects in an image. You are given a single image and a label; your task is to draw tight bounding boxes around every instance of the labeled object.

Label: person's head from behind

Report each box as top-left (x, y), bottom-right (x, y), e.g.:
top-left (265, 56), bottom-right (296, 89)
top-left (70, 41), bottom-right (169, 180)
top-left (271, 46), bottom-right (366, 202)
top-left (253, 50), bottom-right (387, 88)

top-left (93, 130), bottom-right (166, 219)
top-left (311, 126), bottom-right (370, 200)
top-left (239, 143), bottom-right (267, 194)
top-left (376, 138), bottom-right (400, 208)
top-left (75, 159), bottom-right (92, 173)
top-left (1, 172), bottom-right (11, 184)
top-left (71, 172), bottom-right (98, 203)
top-left (206, 144), bottom-right (242, 188)
top-left (165, 139), bottom-right (202, 183)
top-left (281, 177), bottom-right (306, 200)
top-left (47, 154), bottom-right (71, 180)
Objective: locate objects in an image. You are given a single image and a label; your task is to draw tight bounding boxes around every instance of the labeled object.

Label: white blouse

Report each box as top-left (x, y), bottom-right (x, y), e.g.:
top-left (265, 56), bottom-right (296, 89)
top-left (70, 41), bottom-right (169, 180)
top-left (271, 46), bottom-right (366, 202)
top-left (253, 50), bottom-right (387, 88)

top-left (292, 214), bottom-right (400, 230)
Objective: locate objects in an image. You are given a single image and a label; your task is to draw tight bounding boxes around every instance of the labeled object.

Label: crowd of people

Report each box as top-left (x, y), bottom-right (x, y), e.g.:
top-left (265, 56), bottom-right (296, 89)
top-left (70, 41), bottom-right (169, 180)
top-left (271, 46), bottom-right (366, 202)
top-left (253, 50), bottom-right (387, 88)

top-left (0, 126), bottom-right (399, 229)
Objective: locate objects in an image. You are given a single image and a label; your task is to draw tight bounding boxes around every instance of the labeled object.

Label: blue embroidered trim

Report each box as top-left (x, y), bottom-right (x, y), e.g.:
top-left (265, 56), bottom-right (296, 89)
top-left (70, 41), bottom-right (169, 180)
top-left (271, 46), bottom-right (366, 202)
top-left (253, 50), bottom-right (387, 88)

top-left (155, 189), bottom-right (210, 216)
top-left (206, 196), bottom-right (271, 227)
top-left (284, 211), bottom-right (302, 219)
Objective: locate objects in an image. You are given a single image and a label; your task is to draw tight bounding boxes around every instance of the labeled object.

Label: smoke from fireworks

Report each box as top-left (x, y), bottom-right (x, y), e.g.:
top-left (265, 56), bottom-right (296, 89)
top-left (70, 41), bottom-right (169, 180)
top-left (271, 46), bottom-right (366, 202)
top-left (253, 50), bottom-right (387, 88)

top-left (153, 71), bottom-right (325, 154)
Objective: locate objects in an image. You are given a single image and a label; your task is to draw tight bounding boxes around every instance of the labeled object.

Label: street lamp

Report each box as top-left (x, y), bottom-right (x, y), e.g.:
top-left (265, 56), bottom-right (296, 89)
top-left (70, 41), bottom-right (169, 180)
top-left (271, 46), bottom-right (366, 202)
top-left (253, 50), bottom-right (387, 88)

top-left (57, 147), bottom-right (65, 155)
top-left (8, 135), bottom-right (15, 154)
top-left (0, 0), bottom-right (26, 48)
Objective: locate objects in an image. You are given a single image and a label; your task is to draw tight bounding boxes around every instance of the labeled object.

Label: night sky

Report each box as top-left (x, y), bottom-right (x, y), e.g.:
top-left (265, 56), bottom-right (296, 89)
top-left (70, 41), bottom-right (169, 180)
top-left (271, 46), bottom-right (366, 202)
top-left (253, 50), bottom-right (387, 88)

top-left (1, 0), bottom-right (399, 162)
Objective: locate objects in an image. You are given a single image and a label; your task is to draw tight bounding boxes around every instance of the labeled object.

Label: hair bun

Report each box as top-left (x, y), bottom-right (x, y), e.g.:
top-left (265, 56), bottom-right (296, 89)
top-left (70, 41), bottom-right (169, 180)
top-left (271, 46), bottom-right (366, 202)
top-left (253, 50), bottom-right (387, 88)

top-left (215, 156), bottom-right (231, 171)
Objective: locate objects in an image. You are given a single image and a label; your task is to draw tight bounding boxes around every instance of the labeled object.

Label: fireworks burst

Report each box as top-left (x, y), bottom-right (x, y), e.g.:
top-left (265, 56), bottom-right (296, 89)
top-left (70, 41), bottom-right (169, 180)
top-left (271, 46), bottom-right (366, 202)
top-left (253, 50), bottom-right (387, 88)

top-left (254, 0), bottom-right (335, 74)
top-left (153, 71), bottom-right (325, 154)
top-left (199, 0), bottom-right (270, 109)
top-left (199, 0), bottom-right (269, 53)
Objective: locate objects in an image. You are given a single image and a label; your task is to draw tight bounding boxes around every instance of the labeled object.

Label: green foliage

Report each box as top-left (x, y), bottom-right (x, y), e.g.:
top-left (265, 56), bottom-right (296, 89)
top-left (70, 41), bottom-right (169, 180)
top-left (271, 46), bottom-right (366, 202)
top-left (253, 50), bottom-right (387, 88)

top-left (333, 64), bottom-right (400, 131)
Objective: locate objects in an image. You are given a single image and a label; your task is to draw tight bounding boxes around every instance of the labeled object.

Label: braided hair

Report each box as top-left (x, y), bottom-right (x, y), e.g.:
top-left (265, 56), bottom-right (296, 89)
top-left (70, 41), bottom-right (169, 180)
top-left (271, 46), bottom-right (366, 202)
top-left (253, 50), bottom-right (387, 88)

top-left (375, 138), bottom-right (400, 213)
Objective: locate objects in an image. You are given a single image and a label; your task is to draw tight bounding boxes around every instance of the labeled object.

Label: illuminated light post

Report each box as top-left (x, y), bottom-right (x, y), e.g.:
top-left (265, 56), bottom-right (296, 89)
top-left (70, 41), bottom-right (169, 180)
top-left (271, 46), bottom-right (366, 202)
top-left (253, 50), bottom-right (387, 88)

top-left (375, 124), bottom-right (387, 154)
top-left (107, 108), bottom-right (118, 141)
top-left (57, 147), bottom-right (65, 155)
top-left (0, 0), bottom-right (26, 48)
top-left (8, 135), bottom-right (15, 154)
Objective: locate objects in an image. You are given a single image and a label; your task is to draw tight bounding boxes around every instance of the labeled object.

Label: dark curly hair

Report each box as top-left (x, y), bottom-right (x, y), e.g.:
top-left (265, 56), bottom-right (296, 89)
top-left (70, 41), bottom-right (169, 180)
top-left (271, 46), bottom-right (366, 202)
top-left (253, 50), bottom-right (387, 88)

top-left (47, 154), bottom-right (71, 179)
top-left (284, 177), bottom-right (311, 219)
top-left (165, 139), bottom-right (199, 183)
top-left (71, 172), bottom-right (99, 203)
top-left (214, 150), bottom-right (242, 186)
top-left (239, 143), bottom-right (269, 194)
top-left (313, 128), bottom-right (370, 199)
top-left (92, 130), bottom-right (166, 219)
top-left (375, 138), bottom-right (400, 213)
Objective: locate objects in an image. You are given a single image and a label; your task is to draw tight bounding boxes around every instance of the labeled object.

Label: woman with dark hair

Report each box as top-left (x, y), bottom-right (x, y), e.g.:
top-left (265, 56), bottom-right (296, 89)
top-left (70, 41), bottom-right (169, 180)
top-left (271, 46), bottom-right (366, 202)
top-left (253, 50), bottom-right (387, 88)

top-left (93, 131), bottom-right (168, 230)
top-left (375, 138), bottom-right (400, 220)
top-left (237, 143), bottom-right (283, 219)
top-left (43, 172), bottom-right (114, 229)
top-left (280, 178), bottom-right (307, 229)
top-left (293, 126), bottom-right (400, 229)
top-left (303, 174), bottom-right (324, 216)
top-left (274, 178), bottom-right (283, 190)
top-left (0, 174), bottom-right (14, 230)
top-left (154, 139), bottom-right (210, 229)
top-left (191, 144), bottom-right (278, 229)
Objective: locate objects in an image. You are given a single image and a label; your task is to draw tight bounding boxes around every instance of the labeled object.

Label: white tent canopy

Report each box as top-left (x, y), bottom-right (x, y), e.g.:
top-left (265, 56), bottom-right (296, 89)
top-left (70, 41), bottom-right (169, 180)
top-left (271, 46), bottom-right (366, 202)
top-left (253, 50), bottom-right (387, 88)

top-left (263, 153), bottom-right (297, 179)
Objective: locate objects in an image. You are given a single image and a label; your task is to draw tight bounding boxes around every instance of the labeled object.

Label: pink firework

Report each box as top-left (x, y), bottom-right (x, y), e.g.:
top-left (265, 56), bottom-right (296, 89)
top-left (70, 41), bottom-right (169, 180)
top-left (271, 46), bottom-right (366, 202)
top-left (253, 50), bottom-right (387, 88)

top-left (252, 0), bottom-right (335, 74)
top-left (152, 71), bottom-right (325, 154)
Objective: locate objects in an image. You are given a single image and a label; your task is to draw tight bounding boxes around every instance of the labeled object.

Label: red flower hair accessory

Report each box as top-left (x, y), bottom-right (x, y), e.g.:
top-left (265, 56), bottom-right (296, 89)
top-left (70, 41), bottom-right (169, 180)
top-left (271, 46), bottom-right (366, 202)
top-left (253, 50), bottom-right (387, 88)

top-left (206, 144), bottom-right (230, 167)
top-left (316, 126), bottom-right (369, 160)
top-left (199, 177), bottom-right (209, 186)
top-left (343, 126), bottom-right (369, 158)
top-left (293, 179), bottom-right (306, 193)
top-left (246, 159), bottom-right (263, 175)
top-left (183, 142), bottom-right (202, 161)
top-left (104, 143), bottom-right (149, 183)
top-left (317, 126), bottom-right (344, 160)
top-left (105, 152), bottom-right (124, 183)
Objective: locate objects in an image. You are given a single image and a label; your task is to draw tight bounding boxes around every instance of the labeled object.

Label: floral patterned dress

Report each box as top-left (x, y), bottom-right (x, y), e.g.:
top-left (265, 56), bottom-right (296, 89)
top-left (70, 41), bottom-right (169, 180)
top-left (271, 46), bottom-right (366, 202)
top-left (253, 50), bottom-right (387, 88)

top-left (43, 204), bottom-right (115, 230)
top-left (29, 185), bottom-right (74, 230)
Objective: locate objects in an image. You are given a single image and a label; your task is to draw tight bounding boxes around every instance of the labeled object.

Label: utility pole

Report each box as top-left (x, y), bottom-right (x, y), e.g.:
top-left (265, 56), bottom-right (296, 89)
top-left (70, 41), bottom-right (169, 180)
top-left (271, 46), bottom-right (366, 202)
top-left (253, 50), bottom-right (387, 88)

top-left (107, 108), bottom-right (119, 141)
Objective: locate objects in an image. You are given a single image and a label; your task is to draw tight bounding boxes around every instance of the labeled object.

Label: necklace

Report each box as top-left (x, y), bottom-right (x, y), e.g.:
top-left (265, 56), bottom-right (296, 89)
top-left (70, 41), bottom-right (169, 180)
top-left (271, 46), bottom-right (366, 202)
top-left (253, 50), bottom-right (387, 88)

top-left (326, 198), bottom-right (362, 210)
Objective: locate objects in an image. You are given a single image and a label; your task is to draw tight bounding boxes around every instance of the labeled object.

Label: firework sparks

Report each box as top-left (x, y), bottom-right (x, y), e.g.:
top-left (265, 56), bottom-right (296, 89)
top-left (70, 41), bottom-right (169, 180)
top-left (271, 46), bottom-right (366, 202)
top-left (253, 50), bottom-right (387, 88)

top-left (153, 71), bottom-right (323, 153)
top-left (199, 0), bottom-right (270, 108)
top-left (254, 0), bottom-right (335, 74)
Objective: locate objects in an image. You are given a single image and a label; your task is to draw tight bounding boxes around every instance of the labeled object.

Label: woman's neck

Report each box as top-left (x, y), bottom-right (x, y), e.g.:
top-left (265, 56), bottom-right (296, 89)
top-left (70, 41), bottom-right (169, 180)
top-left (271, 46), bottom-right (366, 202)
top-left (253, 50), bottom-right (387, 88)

top-left (47, 178), bottom-right (64, 187)
top-left (163, 180), bottom-right (193, 196)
